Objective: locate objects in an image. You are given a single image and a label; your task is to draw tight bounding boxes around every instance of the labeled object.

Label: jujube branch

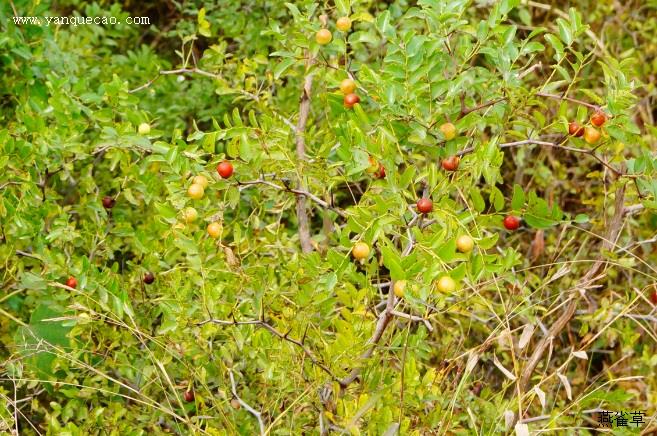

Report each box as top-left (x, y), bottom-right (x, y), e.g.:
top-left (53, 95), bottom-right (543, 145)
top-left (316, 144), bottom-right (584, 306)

top-left (197, 317), bottom-right (337, 380)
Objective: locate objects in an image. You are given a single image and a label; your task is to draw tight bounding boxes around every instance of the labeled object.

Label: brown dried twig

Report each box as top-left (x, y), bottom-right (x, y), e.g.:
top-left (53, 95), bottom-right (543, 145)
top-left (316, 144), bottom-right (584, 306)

top-left (517, 183), bottom-right (627, 396)
top-left (294, 55), bottom-right (315, 253)
top-left (237, 178), bottom-right (346, 218)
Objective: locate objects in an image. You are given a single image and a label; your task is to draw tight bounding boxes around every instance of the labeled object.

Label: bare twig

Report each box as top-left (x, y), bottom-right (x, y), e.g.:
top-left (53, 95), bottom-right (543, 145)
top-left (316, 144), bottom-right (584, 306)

top-left (238, 178), bottom-right (346, 218)
top-left (535, 92), bottom-right (600, 110)
top-left (229, 370), bottom-right (265, 435)
top-left (338, 294), bottom-right (395, 387)
top-left (517, 184), bottom-right (627, 396)
top-left (15, 250), bottom-right (43, 261)
top-left (295, 55), bottom-right (315, 253)
top-left (457, 139), bottom-right (586, 157)
top-left (624, 203), bottom-right (644, 215)
top-left (624, 313), bottom-right (657, 323)
top-left (0, 181), bottom-right (21, 190)
top-left (338, 215), bottom-right (432, 387)
top-left (457, 138), bottom-right (622, 176)
top-left (458, 97), bottom-right (507, 119)
top-left (129, 67), bottom-right (260, 101)
top-left (517, 62), bottom-right (543, 79)
top-left (390, 310), bottom-right (433, 332)
top-left (197, 318), bottom-right (336, 380)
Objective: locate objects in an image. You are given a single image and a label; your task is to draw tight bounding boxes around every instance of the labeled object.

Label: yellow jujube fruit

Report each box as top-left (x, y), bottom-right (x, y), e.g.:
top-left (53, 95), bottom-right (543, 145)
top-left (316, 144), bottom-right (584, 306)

top-left (315, 29), bottom-right (332, 45)
top-left (188, 183), bottom-right (205, 200)
top-left (456, 235), bottom-right (474, 253)
top-left (339, 78), bottom-right (356, 95)
top-left (352, 242), bottom-right (370, 260)
top-left (138, 122), bottom-right (151, 135)
top-left (439, 122), bottom-right (457, 140)
top-left (182, 207), bottom-right (198, 223)
top-left (584, 126), bottom-right (601, 144)
top-left (192, 175), bottom-right (209, 188)
top-left (436, 276), bottom-right (457, 293)
top-left (336, 16), bottom-right (352, 32)
top-left (207, 222), bottom-right (222, 238)
top-left (393, 280), bottom-right (407, 298)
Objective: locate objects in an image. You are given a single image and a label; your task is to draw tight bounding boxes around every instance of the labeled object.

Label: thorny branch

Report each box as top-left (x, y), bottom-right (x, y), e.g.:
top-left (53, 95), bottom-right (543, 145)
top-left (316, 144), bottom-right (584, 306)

top-left (197, 317), bottom-right (337, 380)
top-left (457, 138), bottom-right (623, 176)
top-left (295, 55), bottom-right (315, 253)
top-left (517, 183), bottom-right (627, 399)
top-left (129, 67), bottom-right (260, 101)
top-left (338, 207), bottom-right (432, 388)
top-left (238, 177), bottom-right (346, 218)
top-left (536, 92), bottom-right (601, 111)
top-left (458, 96), bottom-right (507, 119)
top-left (390, 310), bottom-right (433, 332)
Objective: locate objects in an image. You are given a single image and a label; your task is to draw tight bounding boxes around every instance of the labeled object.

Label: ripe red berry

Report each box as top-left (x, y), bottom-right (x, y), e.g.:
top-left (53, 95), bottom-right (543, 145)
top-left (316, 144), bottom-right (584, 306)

top-left (568, 122), bottom-right (584, 137)
top-left (590, 111), bottom-right (607, 127)
top-left (183, 390), bottom-right (195, 402)
top-left (343, 93), bottom-right (360, 109)
top-left (102, 196), bottom-right (116, 209)
top-left (650, 290), bottom-right (657, 305)
top-left (441, 156), bottom-right (460, 171)
top-left (503, 215), bottom-right (521, 231)
top-left (65, 276), bottom-right (77, 288)
top-left (143, 272), bottom-right (155, 285)
top-left (416, 198), bottom-right (433, 214)
top-left (217, 161), bottom-right (234, 179)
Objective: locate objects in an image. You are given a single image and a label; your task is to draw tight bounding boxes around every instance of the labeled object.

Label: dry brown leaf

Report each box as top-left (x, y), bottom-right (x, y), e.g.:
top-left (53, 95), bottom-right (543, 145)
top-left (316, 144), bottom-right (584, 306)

top-left (223, 245), bottom-right (239, 267)
top-left (493, 354), bottom-right (517, 381)
top-left (557, 372), bottom-right (572, 400)
top-left (531, 229), bottom-right (545, 262)
top-left (518, 324), bottom-right (535, 350)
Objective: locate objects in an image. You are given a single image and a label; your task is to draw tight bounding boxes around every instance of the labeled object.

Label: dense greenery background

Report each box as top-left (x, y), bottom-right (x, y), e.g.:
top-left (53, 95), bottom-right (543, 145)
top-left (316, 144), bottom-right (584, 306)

top-left (1, 0), bottom-right (656, 434)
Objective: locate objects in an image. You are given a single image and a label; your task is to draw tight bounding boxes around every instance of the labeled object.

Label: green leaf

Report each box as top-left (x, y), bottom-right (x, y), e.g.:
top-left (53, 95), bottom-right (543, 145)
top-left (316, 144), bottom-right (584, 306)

top-left (20, 272), bottom-right (47, 290)
top-left (335, 0), bottom-right (350, 16)
top-left (523, 213), bottom-right (559, 229)
top-left (511, 184), bottom-right (525, 210)
top-left (375, 10), bottom-right (392, 37)
top-left (273, 58), bottom-right (296, 80)
top-left (470, 189), bottom-right (485, 213)
top-left (353, 103), bottom-right (371, 128)
top-left (381, 243), bottom-right (404, 280)
top-left (556, 18), bottom-right (573, 46)
top-left (154, 202), bottom-right (177, 221)
top-left (284, 2), bottom-right (301, 20)
top-left (545, 34), bottom-right (564, 58)
top-left (521, 41), bottom-right (545, 55)
top-left (15, 304), bottom-right (73, 379)
top-left (490, 186), bottom-right (505, 212)
top-left (500, 0), bottom-right (520, 15)
top-left (436, 238), bottom-right (457, 263)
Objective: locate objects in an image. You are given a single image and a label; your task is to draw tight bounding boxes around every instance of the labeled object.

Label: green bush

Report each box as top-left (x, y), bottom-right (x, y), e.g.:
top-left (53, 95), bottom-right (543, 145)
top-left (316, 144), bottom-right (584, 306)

top-left (1, 0), bottom-right (656, 434)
